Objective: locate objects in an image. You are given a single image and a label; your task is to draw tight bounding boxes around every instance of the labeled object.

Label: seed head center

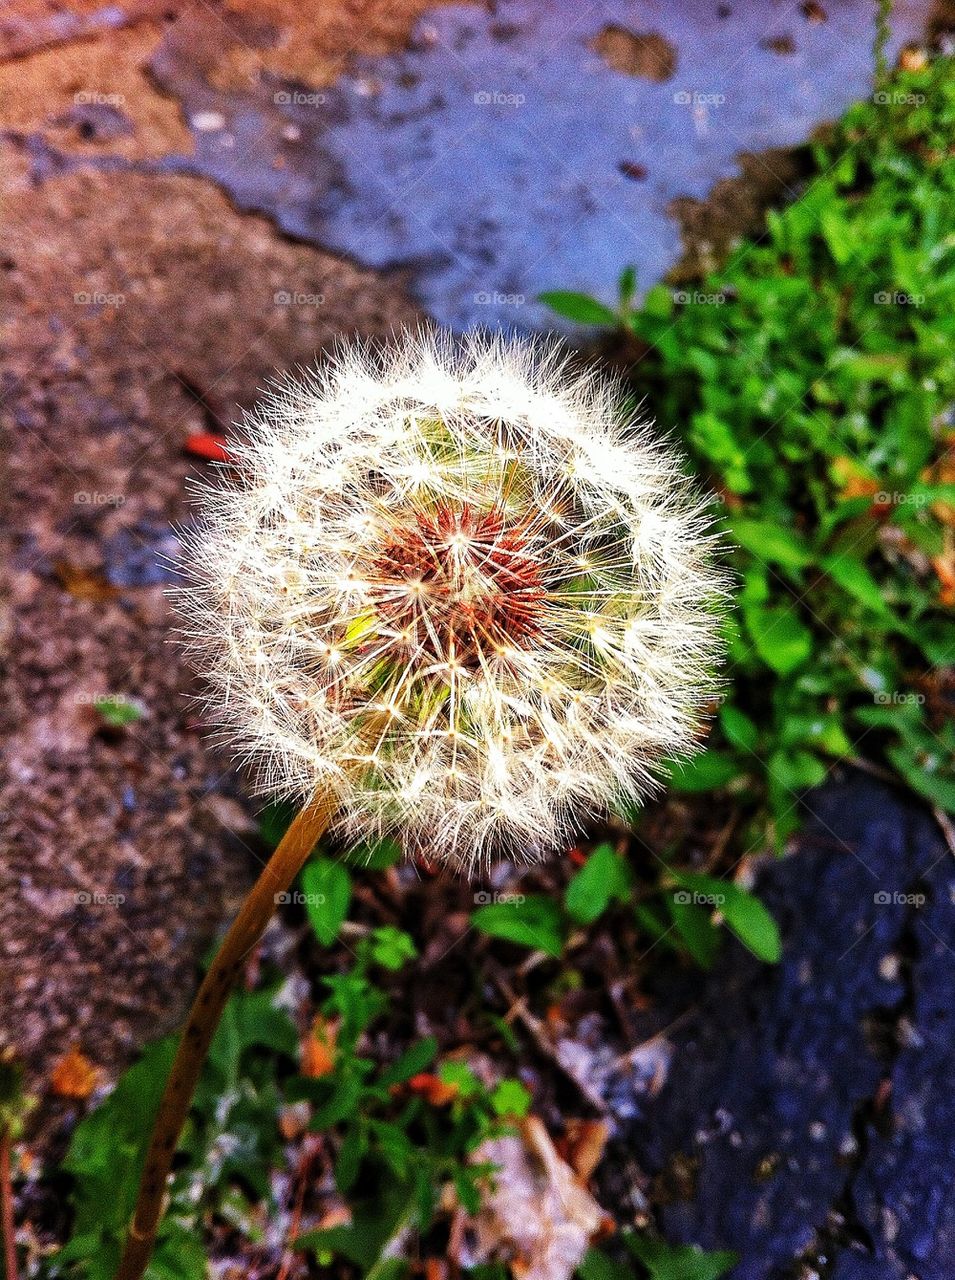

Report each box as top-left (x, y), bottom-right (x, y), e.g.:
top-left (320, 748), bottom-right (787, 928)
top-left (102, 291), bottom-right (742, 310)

top-left (370, 502), bottom-right (545, 665)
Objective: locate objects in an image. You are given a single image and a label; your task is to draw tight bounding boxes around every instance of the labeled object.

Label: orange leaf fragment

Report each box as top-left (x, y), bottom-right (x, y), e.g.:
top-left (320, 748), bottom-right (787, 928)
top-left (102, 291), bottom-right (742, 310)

top-left (407, 1072), bottom-right (460, 1106)
top-left (301, 1016), bottom-right (338, 1078)
top-left (183, 432), bottom-right (230, 462)
top-left (50, 1045), bottom-right (100, 1099)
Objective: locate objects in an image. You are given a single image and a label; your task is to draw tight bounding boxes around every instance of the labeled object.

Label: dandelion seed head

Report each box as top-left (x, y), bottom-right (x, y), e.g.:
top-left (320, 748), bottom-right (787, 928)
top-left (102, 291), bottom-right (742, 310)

top-left (179, 331), bottom-right (728, 873)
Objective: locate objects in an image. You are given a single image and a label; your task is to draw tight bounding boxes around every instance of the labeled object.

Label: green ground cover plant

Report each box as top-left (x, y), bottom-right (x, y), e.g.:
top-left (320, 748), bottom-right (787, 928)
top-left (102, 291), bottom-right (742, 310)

top-left (543, 53), bottom-right (955, 846)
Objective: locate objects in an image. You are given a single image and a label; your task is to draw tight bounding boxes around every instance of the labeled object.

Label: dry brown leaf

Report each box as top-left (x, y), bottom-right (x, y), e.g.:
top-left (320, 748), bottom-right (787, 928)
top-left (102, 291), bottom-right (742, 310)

top-left (831, 455), bottom-right (878, 502)
top-left (931, 549), bottom-right (955, 608)
top-left (561, 1118), bottom-right (610, 1182)
top-left (301, 1016), bottom-right (337, 1078)
top-left (53, 561), bottom-right (119, 601)
top-left (453, 1114), bottom-right (604, 1280)
top-left (406, 1072), bottom-right (460, 1106)
top-left (50, 1045), bottom-right (100, 1099)
top-left (924, 451), bottom-right (955, 528)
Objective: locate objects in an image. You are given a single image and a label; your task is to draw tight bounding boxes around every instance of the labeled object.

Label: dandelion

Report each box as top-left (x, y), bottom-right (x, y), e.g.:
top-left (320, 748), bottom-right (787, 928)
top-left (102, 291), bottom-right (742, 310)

top-left (116, 331), bottom-right (727, 1280)
top-left (180, 330), bottom-right (727, 871)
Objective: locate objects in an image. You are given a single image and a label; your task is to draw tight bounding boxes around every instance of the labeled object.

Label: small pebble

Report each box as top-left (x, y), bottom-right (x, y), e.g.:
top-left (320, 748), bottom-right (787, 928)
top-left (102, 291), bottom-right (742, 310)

top-left (191, 110), bottom-right (226, 131)
top-left (838, 1132), bottom-right (859, 1159)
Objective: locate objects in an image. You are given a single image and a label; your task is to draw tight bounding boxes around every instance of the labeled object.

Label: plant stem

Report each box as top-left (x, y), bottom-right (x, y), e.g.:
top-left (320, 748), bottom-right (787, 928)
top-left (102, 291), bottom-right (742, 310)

top-left (114, 787), bottom-right (338, 1280)
top-left (0, 1125), bottom-right (16, 1280)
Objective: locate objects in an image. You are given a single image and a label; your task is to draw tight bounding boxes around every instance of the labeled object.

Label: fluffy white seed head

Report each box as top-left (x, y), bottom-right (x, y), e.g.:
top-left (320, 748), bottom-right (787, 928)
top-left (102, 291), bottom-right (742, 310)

top-left (179, 331), bottom-right (728, 873)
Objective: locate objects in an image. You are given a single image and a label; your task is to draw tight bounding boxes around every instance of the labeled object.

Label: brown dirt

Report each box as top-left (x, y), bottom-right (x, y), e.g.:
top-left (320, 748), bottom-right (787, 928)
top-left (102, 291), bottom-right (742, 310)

top-left (0, 0), bottom-right (176, 59)
top-left (1, 134), bottom-right (418, 1124)
top-left (589, 26), bottom-right (677, 82)
top-left (211, 0), bottom-right (475, 92)
top-left (667, 147), bottom-right (813, 282)
top-left (0, 21), bottom-right (193, 159)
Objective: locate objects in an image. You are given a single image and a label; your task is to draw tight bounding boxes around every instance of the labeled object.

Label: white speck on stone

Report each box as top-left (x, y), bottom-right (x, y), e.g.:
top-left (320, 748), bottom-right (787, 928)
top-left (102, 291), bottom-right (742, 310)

top-left (879, 953), bottom-right (901, 981)
top-left (839, 1132), bottom-right (859, 1159)
top-left (191, 110), bottom-right (226, 132)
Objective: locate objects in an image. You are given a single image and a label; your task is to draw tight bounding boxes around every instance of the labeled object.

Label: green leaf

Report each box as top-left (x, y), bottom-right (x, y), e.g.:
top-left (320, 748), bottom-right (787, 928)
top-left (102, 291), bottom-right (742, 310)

top-left (624, 1233), bottom-right (738, 1280)
top-left (538, 290), bottom-right (619, 326)
top-left (490, 1078), bottom-right (532, 1118)
top-left (378, 1036), bottom-right (439, 1088)
top-left (634, 902), bottom-right (682, 953)
top-left (887, 744), bottom-right (955, 812)
top-left (820, 553), bottom-right (893, 617)
top-left (667, 897), bottom-right (721, 969)
top-left (370, 1119), bottom-right (416, 1178)
top-left (94, 696), bottom-right (145, 727)
top-left (578, 1248), bottom-right (635, 1280)
top-left (674, 873), bottom-right (782, 963)
top-left (210, 987), bottom-right (298, 1087)
top-left (349, 836), bottom-right (404, 869)
top-left (438, 1060), bottom-right (482, 1100)
top-left (148, 1227), bottom-right (208, 1280)
top-left (301, 857), bottom-right (352, 946)
top-left (667, 751), bottom-right (741, 792)
top-left (64, 1037), bottom-right (176, 1234)
top-left (335, 1123), bottom-right (366, 1192)
top-left (308, 1073), bottom-right (365, 1128)
top-left (915, 619), bottom-right (955, 666)
top-left (743, 604), bottom-right (814, 675)
top-left (719, 705), bottom-right (759, 753)
top-left (452, 1164), bottom-right (484, 1215)
top-left (369, 926), bottom-right (418, 971)
top-left (732, 519), bottom-right (813, 571)
top-left (768, 748), bottom-right (828, 794)
top-left (259, 799), bottom-right (297, 849)
top-left (619, 265), bottom-right (637, 309)
top-left (472, 895), bottom-right (565, 957)
top-left (565, 843), bottom-right (631, 924)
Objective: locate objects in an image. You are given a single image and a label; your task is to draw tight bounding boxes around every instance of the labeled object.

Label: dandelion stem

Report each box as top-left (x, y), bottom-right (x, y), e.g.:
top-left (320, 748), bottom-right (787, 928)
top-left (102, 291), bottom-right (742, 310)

top-left (0, 1124), bottom-right (16, 1280)
top-left (114, 786), bottom-right (338, 1280)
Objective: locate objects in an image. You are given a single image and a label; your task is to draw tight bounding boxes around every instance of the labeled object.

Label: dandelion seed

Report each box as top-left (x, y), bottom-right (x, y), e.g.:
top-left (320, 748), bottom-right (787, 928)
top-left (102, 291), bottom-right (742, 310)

top-left (179, 330), bottom-right (728, 872)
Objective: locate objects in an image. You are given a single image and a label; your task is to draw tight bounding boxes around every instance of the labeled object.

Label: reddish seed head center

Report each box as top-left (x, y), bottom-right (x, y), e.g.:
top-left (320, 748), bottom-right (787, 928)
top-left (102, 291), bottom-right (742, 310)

top-left (371, 502), bottom-right (545, 664)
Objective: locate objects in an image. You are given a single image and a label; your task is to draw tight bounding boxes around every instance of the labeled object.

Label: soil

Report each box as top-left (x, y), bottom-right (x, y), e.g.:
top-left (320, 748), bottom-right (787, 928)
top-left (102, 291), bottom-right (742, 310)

top-left (2, 9), bottom-right (420, 1113)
